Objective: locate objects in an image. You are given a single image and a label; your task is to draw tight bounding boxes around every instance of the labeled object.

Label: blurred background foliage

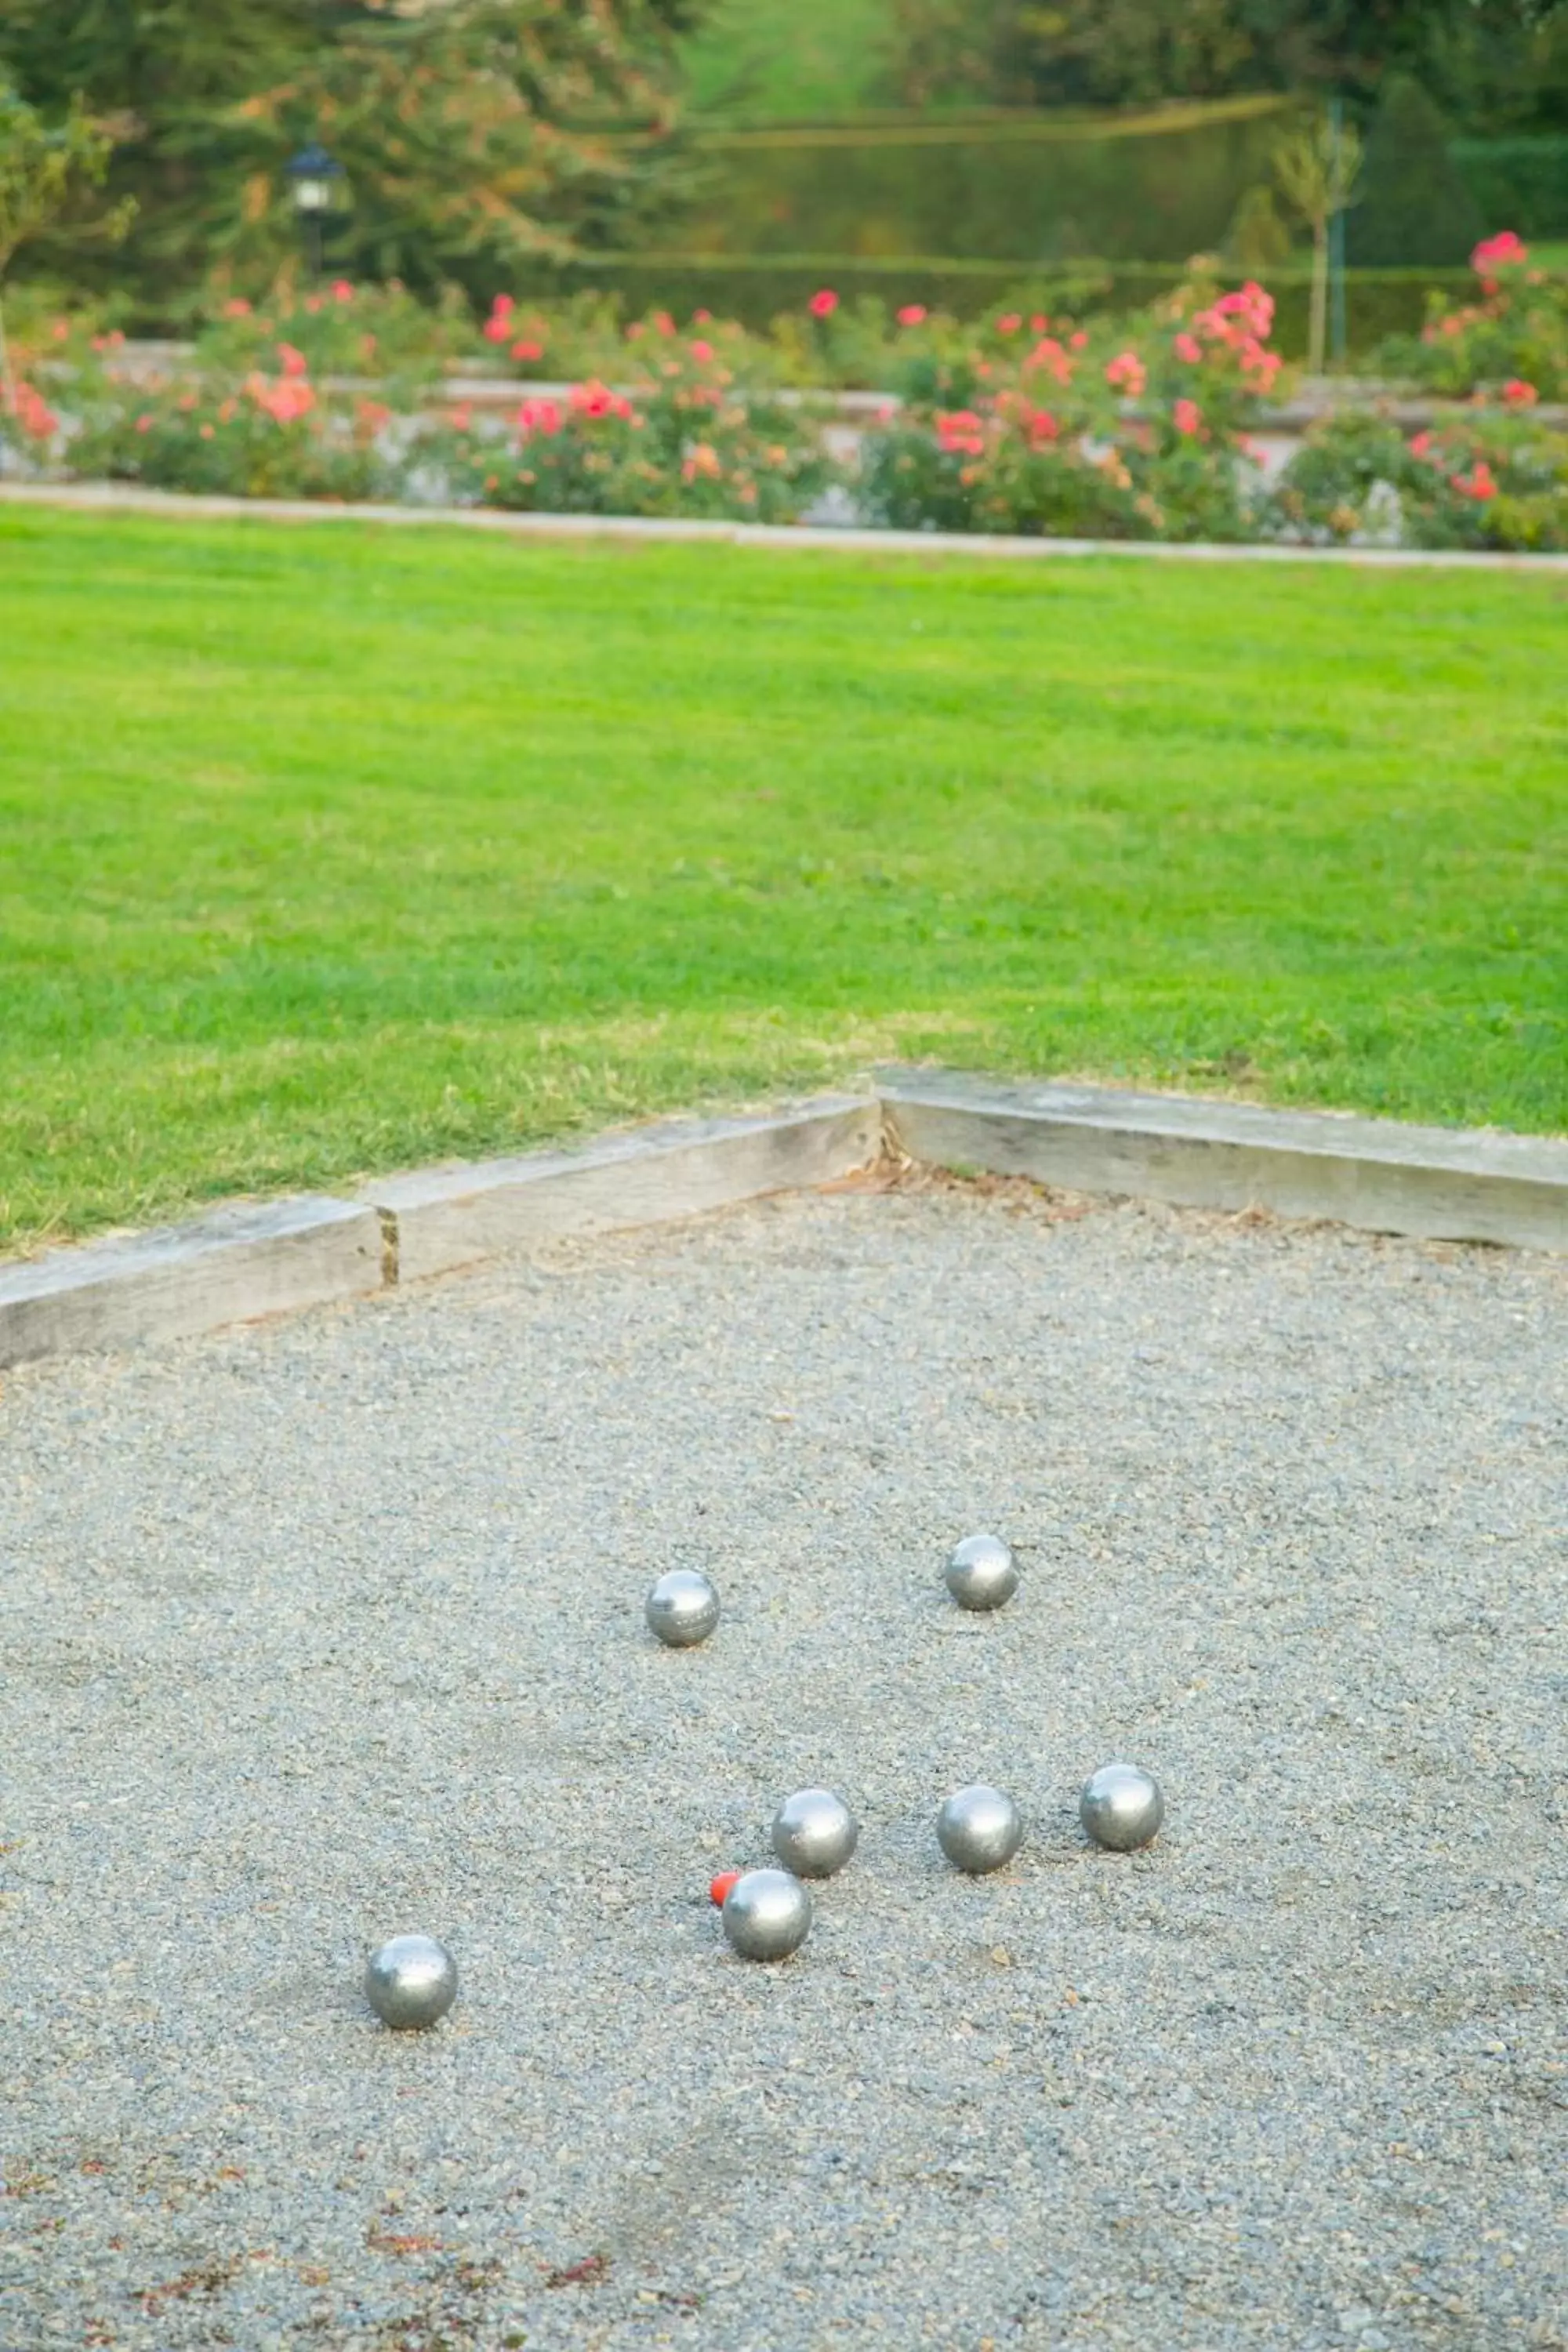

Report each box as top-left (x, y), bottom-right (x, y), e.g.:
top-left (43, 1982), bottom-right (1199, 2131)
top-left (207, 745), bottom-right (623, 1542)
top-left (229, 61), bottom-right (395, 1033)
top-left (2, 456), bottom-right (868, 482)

top-left (0, 0), bottom-right (1564, 320)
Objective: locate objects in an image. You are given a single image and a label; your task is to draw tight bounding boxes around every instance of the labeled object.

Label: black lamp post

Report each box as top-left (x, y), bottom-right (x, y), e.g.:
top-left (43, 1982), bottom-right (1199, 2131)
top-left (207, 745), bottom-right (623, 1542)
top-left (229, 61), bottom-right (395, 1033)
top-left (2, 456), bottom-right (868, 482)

top-left (284, 142), bottom-right (345, 281)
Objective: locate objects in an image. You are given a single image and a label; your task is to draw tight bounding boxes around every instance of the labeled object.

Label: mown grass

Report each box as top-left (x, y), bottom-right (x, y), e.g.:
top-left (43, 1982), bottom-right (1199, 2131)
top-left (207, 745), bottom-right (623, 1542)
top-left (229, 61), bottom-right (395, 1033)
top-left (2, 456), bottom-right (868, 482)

top-left (678, 0), bottom-right (898, 121)
top-left (0, 509), bottom-right (1563, 1253)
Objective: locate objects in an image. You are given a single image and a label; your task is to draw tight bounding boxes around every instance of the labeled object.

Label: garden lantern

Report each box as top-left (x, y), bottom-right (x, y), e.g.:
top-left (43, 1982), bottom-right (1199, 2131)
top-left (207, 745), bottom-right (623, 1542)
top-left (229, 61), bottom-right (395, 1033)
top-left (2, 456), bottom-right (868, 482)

top-left (284, 141), bottom-right (345, 280)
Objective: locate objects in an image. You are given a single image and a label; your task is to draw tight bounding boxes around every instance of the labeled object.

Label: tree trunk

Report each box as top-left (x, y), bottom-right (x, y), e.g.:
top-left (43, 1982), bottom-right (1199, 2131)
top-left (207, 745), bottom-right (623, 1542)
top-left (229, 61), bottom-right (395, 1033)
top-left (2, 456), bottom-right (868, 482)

top-left (1309, 219), bottom-right (1329, 378)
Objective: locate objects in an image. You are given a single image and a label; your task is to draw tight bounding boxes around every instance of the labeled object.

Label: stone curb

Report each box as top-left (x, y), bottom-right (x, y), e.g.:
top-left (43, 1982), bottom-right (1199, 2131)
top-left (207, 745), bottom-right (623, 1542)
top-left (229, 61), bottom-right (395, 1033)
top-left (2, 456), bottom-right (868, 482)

top-left (2, 1079), bottom-right (1563, 1370)
top-left (879, 1068), bottom-right (1568, 1254)
top-left (5, 478), bottom-right (1568, 571)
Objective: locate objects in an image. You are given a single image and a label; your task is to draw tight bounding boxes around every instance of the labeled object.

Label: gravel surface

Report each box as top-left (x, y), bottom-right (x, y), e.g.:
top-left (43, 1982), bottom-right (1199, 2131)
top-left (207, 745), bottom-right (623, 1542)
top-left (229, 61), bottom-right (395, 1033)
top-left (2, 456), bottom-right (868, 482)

top-left (2, 1178), bottom-right (1564, 2352)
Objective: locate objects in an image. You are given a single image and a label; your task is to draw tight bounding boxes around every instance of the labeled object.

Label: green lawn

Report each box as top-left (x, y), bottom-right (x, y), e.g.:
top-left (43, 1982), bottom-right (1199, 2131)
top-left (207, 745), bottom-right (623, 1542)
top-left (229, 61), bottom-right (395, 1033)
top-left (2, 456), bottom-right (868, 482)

top-left (1, 510), bottom-right (1564, 1255)
top-left (678, 0), bottom-right (898, 121)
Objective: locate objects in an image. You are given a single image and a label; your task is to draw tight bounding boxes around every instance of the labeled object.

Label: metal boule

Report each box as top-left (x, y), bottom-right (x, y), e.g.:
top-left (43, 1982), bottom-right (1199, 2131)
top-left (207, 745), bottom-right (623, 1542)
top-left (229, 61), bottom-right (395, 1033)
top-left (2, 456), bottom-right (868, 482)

top-left (944, 1534), bottom-right (1019, 1613)
top-left (721, 1867), bottom-right (813, 1961)
top-left (771, 1788), bottom-right (859, 1878)
top-left (1080, 1762), bottom-right (1164, 1852)
top-left (644, 1569), bottom-right (720, 1648)
top-left (364, 1934), bottom-right (459, 2031)
top-left (936, 1784), bottom-right (1023, 1874)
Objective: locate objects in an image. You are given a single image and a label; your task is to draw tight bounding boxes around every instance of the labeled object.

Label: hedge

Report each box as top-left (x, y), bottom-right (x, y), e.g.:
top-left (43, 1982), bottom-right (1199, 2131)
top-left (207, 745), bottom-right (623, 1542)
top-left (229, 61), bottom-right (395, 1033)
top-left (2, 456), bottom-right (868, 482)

top-left (506, 253), bottom-right (1477, 357)
top-left (662, 101), bottom-right (1295, 267)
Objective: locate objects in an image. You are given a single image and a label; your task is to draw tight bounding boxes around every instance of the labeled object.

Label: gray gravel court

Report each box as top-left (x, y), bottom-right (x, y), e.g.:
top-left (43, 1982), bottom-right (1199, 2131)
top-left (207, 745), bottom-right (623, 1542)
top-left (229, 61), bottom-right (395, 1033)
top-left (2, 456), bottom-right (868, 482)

top-left (2, 1178), bottom-right (1564, 2352)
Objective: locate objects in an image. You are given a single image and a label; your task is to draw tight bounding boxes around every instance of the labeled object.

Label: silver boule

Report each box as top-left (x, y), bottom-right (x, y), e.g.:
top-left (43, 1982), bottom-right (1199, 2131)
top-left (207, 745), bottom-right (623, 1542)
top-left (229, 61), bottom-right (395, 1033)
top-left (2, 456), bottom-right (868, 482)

top-left (364, 1934), bottom-right (459, 2031)
top-left (771, 1788), bottom-right (859, 1879)
top-left (944, 1532), bottom-right (1019, 1612)
top-left (936, 1784), bottom-right (1023, 1875)
top-left (644, 1568), bottom-right (720, 1648)
top-left (721, 1867), bottom-right (813, 1962)
top-left (1080, 1762), bottom-right (1164, 1852)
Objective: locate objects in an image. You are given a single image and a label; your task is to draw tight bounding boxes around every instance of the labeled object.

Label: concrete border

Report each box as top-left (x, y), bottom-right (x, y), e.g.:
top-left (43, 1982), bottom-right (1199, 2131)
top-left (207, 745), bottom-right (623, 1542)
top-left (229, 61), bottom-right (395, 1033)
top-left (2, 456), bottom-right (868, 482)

top-left (2, 1078), bottom-right (1563, 1370)
top-left (4, 478), bottom-right (1568, 572)
top-left (879, 1067), bottom-right (1568, 1253)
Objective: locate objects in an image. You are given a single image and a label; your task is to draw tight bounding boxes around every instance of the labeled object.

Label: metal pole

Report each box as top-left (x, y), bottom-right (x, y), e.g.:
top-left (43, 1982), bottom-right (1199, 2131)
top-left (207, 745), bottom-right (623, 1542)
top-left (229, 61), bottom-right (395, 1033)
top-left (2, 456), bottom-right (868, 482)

top-left (1328, 95), bottom-right (1348, 368)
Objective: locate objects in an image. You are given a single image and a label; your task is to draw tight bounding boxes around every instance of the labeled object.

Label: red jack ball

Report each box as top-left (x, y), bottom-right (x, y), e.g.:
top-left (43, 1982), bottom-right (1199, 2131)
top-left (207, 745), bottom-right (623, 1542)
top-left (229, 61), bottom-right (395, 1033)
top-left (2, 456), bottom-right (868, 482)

top-left (710, 1870), bottom-right (742, 1908)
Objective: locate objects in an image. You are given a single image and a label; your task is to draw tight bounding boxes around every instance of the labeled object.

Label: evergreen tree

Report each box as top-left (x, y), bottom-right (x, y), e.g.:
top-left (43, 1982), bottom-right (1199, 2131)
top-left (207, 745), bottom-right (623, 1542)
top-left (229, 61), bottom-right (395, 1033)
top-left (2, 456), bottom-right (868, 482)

top-left (1349, 71), bottom-right (1483, 263)
top-left (992, 1), bottom-right (1565, 117)
top-left (0, 1), bottom-right (702, 301)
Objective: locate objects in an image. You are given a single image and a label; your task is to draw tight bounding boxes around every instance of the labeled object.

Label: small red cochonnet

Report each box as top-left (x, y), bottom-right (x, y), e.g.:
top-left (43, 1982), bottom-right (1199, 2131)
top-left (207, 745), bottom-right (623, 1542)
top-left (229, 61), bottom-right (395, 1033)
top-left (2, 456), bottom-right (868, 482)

top-left (709, 1870), bottom-right (742, 1907)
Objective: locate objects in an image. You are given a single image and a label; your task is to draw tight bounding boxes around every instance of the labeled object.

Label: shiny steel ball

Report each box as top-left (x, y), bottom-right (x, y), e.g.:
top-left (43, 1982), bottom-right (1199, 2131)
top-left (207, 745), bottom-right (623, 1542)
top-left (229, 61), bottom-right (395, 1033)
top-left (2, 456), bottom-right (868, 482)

top-left (644, 1569), bottom-right (720, 1649)
top-left (364, 1934), bottom-right (459, 2031)
top-left (771, 1788), bottom-right (859, 1879)
top-left (936, 1784), bottom-right (1023, 1875)
top-left (721, 1867), bottom-right (813, 1961)
top-left (1080, 1762), bottom-right (1164, 1852)
top-left (944, 1533), bottom-right (1019, 1613)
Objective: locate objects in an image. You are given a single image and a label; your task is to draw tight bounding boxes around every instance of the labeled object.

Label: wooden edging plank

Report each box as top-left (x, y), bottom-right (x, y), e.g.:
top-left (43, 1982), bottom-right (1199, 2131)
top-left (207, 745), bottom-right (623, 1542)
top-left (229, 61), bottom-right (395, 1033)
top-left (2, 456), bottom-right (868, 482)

top-left (2, 1077), bottom-right (1563, 1370)
top-left (0, 1101), bottom-right (880, 1370)
top-left (878, 1068), bottom-right (1568, 1254)
top-left (0, 1196), bottom-right (383, 1370)
top-left (362, 1095), bottom-right (883, 1283)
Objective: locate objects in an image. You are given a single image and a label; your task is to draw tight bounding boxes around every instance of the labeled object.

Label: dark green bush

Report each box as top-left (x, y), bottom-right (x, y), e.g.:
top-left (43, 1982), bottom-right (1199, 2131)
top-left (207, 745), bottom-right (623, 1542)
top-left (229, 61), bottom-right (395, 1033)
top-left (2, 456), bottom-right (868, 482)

top-left (1451, 138), bottom-right (1568, 243)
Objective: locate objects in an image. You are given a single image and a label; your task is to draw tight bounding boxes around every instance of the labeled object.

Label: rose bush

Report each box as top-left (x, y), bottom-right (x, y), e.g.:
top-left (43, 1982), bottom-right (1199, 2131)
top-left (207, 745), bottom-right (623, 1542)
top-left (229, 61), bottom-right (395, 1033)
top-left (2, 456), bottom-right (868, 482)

top-left (1269, 405), bottom-right (1568, 553)
top-left (61, 339), bottom-right (394, 502)
top-left (194, 278), bottom-right (465, 397)
top-left (415, 331), bottom-right (836, 523)
top-left (859, 276), bottom-right (1280, 541)
top-left (1374, 233), bottom-right (1568, 405)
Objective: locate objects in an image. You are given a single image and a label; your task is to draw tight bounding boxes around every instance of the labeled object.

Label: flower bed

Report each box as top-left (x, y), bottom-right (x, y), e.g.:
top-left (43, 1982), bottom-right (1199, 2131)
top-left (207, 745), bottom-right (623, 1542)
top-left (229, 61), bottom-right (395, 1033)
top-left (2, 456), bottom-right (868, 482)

top-left (4, 251), bottom-right (1566, 550)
